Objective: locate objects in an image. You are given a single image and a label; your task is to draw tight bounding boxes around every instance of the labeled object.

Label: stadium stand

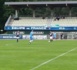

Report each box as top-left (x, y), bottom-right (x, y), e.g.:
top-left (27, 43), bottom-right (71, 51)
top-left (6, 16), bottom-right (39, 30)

top-left (4, 1), bottom-right (77, 27)
top-left (51, 17), bottom-right (77, 27)
top-left (6, 17), bottom-right (77, 27)
top-left (8, 17), bottom-right (48, 26)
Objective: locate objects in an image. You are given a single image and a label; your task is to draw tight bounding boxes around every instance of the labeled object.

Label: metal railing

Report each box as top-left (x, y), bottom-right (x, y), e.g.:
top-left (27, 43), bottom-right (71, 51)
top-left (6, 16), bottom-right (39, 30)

top-left (5, 15), bottom-right (12, 26)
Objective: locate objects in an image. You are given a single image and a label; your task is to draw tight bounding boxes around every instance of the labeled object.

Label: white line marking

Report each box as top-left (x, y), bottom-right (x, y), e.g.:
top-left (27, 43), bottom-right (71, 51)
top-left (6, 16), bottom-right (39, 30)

top-left (31, 47), bottom-right (76, 70)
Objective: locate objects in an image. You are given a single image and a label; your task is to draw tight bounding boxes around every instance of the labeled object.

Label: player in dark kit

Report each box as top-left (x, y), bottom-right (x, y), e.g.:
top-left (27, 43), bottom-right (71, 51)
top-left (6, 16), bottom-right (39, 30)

top-left (49, 31), bottom-right (53, 42)
top-left (16, 31), bottom-right (20, 42)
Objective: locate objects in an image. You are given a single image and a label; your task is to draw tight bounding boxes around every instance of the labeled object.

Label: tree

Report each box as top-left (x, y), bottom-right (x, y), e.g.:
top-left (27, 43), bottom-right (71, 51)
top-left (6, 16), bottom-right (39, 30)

top-left (0, 0), bottom-right (5, 31)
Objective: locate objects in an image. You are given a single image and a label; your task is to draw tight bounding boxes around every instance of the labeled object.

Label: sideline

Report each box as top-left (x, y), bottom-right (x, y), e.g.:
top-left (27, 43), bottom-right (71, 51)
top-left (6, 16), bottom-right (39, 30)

top-left (31, 47), bottom-right (77, 70)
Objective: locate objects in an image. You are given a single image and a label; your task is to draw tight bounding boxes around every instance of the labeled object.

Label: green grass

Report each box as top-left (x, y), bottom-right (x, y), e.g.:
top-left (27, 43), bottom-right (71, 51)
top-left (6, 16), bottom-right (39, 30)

top-left (0, 39), bottom-right (77, 70)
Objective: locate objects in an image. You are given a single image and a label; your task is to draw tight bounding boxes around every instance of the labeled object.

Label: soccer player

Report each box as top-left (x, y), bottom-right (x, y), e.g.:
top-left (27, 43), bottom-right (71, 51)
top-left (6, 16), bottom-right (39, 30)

top-left (49, 31), bottom-right (53, 42)
top-left (29, 30), bottom-right (34, 43)
top-left (16, 31), bottom-right (20, 42)
top-left (53, 32), bottom-right (56, 40)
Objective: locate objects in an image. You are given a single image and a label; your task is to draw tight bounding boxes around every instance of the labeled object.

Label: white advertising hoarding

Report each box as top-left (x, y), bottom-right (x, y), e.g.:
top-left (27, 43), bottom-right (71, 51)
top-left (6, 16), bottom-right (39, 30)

top-left (22, 35), bottom-right (47, 40)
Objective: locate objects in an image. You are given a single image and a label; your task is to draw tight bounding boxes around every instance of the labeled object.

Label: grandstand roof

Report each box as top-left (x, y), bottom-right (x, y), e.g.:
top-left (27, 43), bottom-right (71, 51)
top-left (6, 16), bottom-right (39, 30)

top-left (5, 1), bottom-right (77, 8)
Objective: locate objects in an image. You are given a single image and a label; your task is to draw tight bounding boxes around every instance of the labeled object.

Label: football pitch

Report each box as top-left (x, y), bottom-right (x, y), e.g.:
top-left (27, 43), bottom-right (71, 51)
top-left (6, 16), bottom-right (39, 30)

top-left (0, 39), bottom-right (77, 70)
